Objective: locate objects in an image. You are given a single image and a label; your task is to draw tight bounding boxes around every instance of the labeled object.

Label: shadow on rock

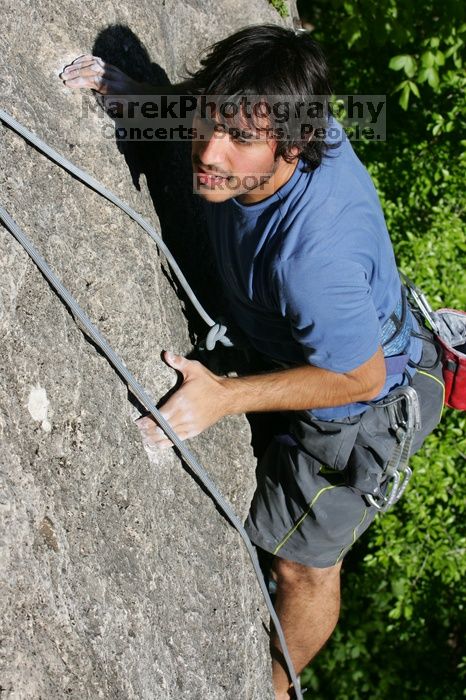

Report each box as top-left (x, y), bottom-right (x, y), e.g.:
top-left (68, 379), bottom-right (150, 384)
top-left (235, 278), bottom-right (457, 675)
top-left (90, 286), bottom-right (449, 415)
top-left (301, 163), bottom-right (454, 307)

top-left (91, 25), bottom-right (279, 511)
top-left (91, 25), bottom-right (228, 352)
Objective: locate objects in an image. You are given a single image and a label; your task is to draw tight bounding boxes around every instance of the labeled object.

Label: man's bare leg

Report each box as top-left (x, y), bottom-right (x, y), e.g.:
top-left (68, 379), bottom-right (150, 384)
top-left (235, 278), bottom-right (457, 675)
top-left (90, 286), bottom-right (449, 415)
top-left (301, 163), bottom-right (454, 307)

top-left (271, 557), bottom-right (342, 699)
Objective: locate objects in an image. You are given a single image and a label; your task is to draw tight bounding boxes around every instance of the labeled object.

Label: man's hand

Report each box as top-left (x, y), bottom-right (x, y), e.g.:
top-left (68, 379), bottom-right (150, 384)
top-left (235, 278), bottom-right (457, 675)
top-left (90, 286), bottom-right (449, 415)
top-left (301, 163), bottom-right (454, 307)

top-left (136, 351), bottom-right (230, 449)
top-left (59, 55), bottom-right (193, 97)
top-left (59, 54), bottom-right (139, 95)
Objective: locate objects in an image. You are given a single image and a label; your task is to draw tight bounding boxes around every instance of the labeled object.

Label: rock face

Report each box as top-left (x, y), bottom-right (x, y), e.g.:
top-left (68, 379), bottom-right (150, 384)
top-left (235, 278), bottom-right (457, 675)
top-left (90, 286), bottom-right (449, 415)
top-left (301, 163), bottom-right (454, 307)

top-left (0, 2), bottom-right (298, 698)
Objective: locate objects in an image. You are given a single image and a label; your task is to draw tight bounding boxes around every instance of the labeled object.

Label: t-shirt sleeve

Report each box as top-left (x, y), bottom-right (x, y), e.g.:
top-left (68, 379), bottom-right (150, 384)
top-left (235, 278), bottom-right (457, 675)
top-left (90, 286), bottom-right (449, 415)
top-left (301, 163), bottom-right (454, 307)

top-left (275, 255), bottom-right (382, 372)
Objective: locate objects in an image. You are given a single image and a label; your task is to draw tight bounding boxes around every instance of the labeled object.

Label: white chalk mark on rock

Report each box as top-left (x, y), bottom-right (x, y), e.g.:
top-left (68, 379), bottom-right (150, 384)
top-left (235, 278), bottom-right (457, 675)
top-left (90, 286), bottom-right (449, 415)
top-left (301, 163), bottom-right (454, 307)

top-left (27, 385), bottom-right (52, 432)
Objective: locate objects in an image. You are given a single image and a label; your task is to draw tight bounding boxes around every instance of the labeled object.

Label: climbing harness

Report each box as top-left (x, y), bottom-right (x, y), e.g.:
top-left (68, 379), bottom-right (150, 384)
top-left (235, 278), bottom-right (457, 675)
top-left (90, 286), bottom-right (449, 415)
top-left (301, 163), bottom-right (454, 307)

top-left (363, 269), bottom-right (466, 511)
top-left (401, 272), bottom-right (466, 411)
top-left (364, 283), bottom-right (421, 512)
top-left (0, 110), bottom-right (303, 699)
top-left (365, 385), bottom-right (421, 512)
top-left (362, 281), bottom-right (428, 511)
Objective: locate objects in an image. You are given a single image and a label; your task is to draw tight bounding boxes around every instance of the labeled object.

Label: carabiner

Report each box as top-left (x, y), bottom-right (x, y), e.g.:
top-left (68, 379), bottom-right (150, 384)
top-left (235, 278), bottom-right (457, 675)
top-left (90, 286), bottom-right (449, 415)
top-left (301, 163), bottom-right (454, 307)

top-left (366, 386), bottom-right (421, 512)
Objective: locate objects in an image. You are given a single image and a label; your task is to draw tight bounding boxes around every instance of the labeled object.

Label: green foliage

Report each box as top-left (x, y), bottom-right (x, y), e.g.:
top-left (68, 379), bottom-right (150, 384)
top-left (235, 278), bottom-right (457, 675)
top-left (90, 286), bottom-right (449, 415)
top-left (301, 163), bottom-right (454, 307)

top-left (268, 0), bottom-right (290, 18)
top-left (301, 417), bottom-right (466, 699)
top-left (296, 1), bottom-right (466, 698)
top-left (299, 0), bottom-right (466, 131)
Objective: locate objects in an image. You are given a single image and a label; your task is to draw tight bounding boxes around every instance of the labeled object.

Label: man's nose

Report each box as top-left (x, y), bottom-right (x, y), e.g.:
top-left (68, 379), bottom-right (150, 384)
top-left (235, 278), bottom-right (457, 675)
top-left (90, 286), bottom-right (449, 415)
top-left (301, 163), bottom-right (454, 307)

top-left (198, 126), bottom-right (229, 164)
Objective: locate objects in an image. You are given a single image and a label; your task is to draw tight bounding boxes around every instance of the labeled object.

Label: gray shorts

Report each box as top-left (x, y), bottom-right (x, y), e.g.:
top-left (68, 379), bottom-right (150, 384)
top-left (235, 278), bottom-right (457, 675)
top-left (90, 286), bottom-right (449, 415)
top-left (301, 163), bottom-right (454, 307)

top-left (244, 332), bottom-right (445, 568)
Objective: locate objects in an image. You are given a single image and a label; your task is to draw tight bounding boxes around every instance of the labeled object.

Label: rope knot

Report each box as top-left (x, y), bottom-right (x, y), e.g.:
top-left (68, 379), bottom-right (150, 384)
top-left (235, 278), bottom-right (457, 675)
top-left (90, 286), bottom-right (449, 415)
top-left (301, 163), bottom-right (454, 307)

top-left (205, 323), bottom-right (234, 351)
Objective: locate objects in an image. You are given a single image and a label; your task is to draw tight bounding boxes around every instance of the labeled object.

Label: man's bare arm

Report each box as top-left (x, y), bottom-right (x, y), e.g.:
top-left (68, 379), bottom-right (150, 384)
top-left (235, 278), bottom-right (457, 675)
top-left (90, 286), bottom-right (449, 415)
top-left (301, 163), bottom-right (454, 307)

top-left (223, 345), bottom-right (387, 415)
top-left (136, 346), bottom-right (387, 449)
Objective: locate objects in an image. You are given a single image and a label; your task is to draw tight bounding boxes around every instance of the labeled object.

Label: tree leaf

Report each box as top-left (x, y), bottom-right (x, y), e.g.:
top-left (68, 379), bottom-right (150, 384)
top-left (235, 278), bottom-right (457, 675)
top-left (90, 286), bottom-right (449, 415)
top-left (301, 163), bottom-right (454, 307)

top-left (389, 54), bottom-right (410, 71)
top-left (399, 83), bottom-right (411, 110)
top-left (426, 66), bottom-right (440, 89)
top-left (421, 51), bottom-right (435, 68)
top-left (408, 81), bottom-right (421, 98)
top-left (404, 55), bottom-right (417, 77)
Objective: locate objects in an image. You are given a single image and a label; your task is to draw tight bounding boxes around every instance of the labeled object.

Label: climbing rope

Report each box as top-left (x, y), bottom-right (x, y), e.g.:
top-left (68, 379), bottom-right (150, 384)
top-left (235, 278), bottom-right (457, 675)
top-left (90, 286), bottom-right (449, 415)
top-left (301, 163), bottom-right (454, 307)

top-left (0, 110), bottom-right (303, 700)
top-left (0, 108), bottom-right (232, 351)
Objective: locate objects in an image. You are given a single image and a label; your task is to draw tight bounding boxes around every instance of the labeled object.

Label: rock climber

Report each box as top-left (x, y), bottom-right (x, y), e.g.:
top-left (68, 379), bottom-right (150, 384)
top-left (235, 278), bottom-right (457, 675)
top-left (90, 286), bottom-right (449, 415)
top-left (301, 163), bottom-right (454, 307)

top-left (60, 25), bottom-right (445, 700)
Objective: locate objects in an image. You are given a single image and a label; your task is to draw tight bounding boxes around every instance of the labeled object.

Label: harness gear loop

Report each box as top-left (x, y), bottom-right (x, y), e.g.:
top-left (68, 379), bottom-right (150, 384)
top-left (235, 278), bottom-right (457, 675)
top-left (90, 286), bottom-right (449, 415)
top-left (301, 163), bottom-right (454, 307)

top-left (366, 385), bottom-right (421, 512)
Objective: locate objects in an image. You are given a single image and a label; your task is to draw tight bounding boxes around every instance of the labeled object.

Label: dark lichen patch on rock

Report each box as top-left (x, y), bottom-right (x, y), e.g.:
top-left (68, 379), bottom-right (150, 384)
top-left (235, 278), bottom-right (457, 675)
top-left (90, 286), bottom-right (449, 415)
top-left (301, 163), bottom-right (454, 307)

top-left (38, 516), bottom-right (60, 552)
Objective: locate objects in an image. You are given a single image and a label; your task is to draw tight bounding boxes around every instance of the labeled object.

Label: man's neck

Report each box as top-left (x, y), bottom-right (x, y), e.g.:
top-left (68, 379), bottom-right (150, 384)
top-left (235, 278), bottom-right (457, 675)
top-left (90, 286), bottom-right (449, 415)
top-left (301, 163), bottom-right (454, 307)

top-left (236, 158), bottom-right (299, 205)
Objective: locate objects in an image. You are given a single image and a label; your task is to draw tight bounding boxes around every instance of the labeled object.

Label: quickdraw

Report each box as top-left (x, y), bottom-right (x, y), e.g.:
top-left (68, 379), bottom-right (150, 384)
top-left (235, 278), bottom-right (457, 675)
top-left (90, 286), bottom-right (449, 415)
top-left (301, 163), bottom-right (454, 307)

top-left (365, 385), bottom-right (422, 512)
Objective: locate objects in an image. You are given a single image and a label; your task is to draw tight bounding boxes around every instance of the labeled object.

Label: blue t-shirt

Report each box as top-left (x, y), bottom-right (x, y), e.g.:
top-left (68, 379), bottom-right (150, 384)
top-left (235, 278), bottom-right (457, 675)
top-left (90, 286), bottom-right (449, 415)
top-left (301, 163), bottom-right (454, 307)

top-left (202, 118), bottom-right (422, 420)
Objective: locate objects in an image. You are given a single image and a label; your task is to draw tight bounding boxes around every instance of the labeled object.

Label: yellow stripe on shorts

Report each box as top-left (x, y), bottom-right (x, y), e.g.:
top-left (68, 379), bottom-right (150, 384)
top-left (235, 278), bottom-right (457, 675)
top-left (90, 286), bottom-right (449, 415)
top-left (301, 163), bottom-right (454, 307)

top-left (273, 484), bottom-right (338, 555)
top-left (335, 506), bottom-right (368, 564)
top-left (417, 369), bottom-right (445, 423)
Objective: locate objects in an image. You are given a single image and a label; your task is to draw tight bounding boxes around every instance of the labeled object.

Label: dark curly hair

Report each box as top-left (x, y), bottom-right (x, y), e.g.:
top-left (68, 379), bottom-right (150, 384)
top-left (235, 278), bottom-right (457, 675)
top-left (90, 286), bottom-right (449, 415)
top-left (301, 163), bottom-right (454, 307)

top-left (185, 24), bottom-right (340, 172)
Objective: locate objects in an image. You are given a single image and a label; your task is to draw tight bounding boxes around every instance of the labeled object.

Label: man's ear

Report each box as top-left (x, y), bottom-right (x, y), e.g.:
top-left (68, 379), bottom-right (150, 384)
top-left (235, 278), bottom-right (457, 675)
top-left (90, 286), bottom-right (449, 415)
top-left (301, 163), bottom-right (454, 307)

top-left (289, 145), bottom-right (302, 159)
top-left (288, 143), bottom-right (310, 162)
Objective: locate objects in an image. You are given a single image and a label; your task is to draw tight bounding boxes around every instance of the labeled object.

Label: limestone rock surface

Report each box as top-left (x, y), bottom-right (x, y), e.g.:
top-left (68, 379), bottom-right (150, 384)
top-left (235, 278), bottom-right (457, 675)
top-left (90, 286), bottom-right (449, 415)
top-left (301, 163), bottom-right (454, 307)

top-left (0, 1), bottom-right (298, 698)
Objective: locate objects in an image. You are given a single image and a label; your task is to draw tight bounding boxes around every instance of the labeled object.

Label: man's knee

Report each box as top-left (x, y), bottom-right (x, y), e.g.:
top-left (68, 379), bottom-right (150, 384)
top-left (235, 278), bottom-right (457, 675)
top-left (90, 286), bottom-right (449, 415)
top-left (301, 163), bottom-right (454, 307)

top-left (272, 556), bottom-right (342, 590)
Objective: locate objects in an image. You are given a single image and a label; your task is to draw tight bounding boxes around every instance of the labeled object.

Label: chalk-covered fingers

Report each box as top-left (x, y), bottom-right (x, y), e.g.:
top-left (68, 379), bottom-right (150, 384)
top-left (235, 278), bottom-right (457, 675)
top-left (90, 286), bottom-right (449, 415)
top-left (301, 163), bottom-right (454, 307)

top-left (60, 54), bottom-right (136, 95)
top-left (60, 55), bottom-right (106, 90)
top-left (136, 417), bottom-right (175, 450)
top-left (134, 351), bottom-right (231, 450)
top-left (61, 54), bottom-right (104, 73)
top-left (136, 417), bottom-right (200, 450)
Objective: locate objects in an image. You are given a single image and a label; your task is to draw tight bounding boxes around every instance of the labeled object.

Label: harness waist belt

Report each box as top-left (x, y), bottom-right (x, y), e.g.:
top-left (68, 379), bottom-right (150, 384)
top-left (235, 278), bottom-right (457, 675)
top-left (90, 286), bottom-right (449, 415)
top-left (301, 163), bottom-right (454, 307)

top-left (381, 285), bottom-right (413, 376)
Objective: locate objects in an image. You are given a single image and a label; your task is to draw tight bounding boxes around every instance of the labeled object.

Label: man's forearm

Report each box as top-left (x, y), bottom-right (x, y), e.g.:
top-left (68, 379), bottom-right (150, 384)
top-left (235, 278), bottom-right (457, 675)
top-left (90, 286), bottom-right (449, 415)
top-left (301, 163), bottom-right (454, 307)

top-left (222, 362), bottom-right (384, 415)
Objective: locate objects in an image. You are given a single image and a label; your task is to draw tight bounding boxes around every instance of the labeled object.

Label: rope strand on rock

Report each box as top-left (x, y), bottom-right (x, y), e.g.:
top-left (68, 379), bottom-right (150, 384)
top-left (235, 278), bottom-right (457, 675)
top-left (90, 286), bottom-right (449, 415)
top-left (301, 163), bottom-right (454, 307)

top-left (0, 110), bottom-right (303, 700)
top-left (0, 108), bottom-right (233, 350)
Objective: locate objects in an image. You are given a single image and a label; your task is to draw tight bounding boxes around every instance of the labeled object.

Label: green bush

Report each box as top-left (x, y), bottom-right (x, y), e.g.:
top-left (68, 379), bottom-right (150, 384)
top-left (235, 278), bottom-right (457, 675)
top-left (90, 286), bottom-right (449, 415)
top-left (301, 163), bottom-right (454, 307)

top-left (295, 1), bottom-right (466, 697)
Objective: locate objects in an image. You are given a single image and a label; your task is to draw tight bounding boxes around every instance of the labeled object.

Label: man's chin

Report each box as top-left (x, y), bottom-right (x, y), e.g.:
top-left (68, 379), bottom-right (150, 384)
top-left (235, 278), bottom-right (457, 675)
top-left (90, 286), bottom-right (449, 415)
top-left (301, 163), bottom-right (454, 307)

top-left (194, 186), bottom-right (241, 203)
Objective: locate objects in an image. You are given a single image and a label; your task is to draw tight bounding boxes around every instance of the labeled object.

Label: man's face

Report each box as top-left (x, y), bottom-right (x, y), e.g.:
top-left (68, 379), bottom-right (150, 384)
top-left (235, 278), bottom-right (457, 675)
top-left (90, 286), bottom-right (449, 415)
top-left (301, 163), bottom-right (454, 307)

top-left (191, 111), bottom-right (297, 205)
